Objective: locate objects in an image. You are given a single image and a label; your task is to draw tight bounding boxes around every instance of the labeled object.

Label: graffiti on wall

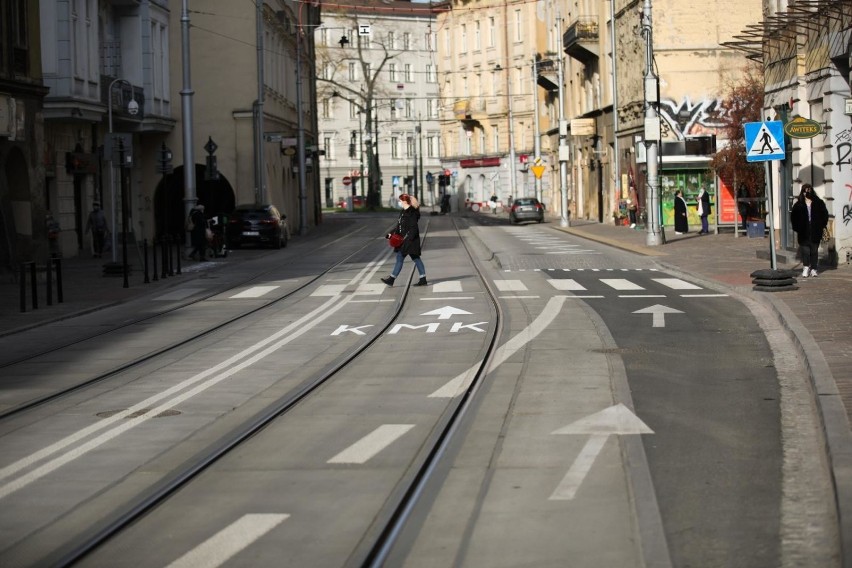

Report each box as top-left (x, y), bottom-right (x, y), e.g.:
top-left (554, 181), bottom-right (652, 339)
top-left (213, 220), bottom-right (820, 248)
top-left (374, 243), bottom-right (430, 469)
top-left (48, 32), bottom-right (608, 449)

top-left (835, 127), bottom-right (852, 173)
top-left (844, 184), bottom-right (852, 227)
top-left (658, 98), bottom-right (725, 140)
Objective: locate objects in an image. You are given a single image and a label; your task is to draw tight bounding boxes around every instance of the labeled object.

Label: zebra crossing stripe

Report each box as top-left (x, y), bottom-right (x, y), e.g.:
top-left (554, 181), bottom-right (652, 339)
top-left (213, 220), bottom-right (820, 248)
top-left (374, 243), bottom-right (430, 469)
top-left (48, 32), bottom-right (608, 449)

top-left (600, 279), bottom-right (644, 291)
top-left (493, 280), bottom-right (528, 292)
top-left (547, 279), bottom-right (587, 291)
top-left (230, 286), bottom-right (279, 299)
top-left (652, 278), bottom-right (701, 290)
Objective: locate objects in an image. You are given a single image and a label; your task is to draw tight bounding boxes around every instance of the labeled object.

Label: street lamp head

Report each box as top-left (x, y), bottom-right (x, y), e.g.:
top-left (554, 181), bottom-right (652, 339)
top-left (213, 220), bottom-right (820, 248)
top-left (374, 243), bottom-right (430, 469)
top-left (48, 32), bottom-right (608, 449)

top-left (127, 99), bottom-right (139, 116)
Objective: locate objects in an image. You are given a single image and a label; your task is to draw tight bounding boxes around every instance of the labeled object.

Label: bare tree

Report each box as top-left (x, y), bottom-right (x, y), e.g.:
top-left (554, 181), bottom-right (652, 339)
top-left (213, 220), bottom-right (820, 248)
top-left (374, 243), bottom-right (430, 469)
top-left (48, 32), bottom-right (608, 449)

top-left (316, 13), bottom-right (405, 208)
top-left (709, 61), bottom-right (766, 200)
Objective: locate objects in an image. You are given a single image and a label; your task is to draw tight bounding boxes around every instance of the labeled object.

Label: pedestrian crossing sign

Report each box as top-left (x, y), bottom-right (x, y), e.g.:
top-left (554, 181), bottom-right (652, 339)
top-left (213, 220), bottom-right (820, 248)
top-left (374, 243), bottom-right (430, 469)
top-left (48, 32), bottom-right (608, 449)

top-left (744, 121), bottom-right (785, 162)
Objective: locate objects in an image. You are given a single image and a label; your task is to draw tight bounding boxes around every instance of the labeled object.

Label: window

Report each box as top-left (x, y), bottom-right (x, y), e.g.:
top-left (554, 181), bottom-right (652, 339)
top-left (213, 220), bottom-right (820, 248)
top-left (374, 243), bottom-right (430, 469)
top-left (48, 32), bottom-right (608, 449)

top-left (460, 24), bottom-right (467, 52)
top-left (474, 21), bottom-right (481, 50)
top-left (322, 98), bottom-right (332, 119)
top-left (388, 31), bottom-right (395, 50)
top-left (428, 99), bottom-right (439, 119)
top-left (489, 17), bottom-right (496, 47)
top-left (323, 136), bottom-right (333, 160)
top-left (365, 62), bottom-right (372, 79)
top-left (479, 129), bottom-right (486, 153)
top-left (406, 136), bottom-right (415, 157)
top-left (426, 31), bottom-right (436, 52)
top-left (405, 64), bottom-right (413, 82)
top-left (319, 29), bottom-right (328, 46)
top-left (515, 10), bottom-right (522, 41)
top-left (389, 63), bottom-right (397, 82)
top-left (492, 127), bottom-right (499, 152)
top-left (403, 32), bottom-right (411, 50)
top-left (350, 101), bottom-right (358, 118)
top-left (426, 65), bottom-right (437, 83)
top-left (348, 62), bottom-right (357, 80)
top-left (427, 135), bottom-right (437, 158)
top-left (391, 136), bottom-right (400, 158)
top-left (405, 98), bottom-right (414, 118)
top-left (444, 29), bottom-right (451, 53)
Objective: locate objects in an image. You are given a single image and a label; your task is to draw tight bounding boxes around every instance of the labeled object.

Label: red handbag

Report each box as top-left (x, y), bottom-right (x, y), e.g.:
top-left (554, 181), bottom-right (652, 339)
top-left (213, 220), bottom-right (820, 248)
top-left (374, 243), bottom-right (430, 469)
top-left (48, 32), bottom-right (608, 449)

top-left (388, 233), bottom-right (404, 248)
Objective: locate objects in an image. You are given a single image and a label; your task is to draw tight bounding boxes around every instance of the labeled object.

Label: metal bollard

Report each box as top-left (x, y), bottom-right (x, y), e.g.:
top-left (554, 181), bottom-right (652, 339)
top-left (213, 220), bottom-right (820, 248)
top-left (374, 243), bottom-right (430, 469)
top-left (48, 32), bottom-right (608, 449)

top-left (19, 262), bottom-right (29, 312)
top-left (143, 239), bottom-right (150, 284)
top-left (161, 237), bottom-right (169, 279)
top-left (175, 239), bottom-right (182, 275)
top-left (46, 257), bottom-right (53, 306)
top-left (30, 262), bottom-right (37, 310)
top-left (152, 238), bottom-right (159, 282)
top-left (168, 236), bottom-right (175, 277)
top-left (53, 257), bottom-right (63, 303)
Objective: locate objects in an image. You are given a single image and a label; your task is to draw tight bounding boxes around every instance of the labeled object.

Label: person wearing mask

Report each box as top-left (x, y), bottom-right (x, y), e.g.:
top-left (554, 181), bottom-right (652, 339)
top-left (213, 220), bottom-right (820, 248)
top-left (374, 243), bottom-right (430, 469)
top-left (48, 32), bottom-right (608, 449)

top-left (790, 183), bottom-right (828, 278)
top-left (187, 204), bottom-right (208, 261)
top-left (381, 194), bottom-right (427, 287)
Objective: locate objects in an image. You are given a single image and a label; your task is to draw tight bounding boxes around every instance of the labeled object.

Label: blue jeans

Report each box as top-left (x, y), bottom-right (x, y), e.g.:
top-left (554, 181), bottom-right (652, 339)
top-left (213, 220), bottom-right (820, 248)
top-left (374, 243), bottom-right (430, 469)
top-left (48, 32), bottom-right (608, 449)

top-left (391, 251), bottom-right (425, 278)
top-left (700, 215), bottom-right (709, 233)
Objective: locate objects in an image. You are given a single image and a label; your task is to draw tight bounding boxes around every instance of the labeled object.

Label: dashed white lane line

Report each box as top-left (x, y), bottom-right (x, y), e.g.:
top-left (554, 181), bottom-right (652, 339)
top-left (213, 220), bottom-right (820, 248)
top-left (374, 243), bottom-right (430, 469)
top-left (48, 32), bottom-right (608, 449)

top-left (230, 285), bottom-right (280, 299)
top-left (312, 284), bottom-right (346, 296)
top-left (167, 514), bottom-right (289, 568)
top-left (327, 424), bottom-right (415, 464)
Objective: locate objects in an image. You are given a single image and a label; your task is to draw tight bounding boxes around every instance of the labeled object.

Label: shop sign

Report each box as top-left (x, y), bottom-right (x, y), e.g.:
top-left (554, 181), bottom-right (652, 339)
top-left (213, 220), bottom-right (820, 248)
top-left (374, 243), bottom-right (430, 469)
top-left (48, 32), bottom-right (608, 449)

top-left (570, 118), bottom-right (596, 136)
top-left (460, 157), bottom-right (501, 168)
top-left (783, 116), bottom-right (822, 139)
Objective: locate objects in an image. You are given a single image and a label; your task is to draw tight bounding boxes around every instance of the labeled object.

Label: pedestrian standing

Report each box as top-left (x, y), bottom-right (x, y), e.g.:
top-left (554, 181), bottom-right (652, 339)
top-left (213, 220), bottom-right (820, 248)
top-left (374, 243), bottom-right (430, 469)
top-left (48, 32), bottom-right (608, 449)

top-left (46, 211), bottom-right (61, 256)
top-left (673, 190), bottom-right (689, 235)
top-left (490, 193), bottom-right (498, 214)
top-left (697, 186), bottom-right (711, 234)
top-left (187, 204), bottom-right (208, 261)
top-left (737, 185), bottom-right (750, 232)
top-left (85, 202), bottom-right (108, 258)
top-left (627, 183), bottom-right (639, 228)
top-left (381, 194), bottom-right (428, 287)
top-left (790, 183), bottom-right (828, 278)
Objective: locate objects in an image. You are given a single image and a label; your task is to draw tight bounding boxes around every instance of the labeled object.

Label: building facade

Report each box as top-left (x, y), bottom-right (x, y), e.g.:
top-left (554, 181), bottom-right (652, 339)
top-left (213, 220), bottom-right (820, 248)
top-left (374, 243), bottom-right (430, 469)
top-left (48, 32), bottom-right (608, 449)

top-left (315, 0), bottom-right (443, 209)
top-left (437, 0), bottom-right (761, 226)
top-left (0, 0), bottom-right (49, 269)
top-left (729, 0), bottom-right (851, 264)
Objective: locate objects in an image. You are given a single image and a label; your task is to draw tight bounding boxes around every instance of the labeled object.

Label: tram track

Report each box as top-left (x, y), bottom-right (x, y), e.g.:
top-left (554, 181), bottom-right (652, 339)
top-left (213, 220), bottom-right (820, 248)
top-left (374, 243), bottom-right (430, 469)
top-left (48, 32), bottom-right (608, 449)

top-left (0, 224), bottom-right (387, 421)
top-left (12, 214), bottom-right (506, 568)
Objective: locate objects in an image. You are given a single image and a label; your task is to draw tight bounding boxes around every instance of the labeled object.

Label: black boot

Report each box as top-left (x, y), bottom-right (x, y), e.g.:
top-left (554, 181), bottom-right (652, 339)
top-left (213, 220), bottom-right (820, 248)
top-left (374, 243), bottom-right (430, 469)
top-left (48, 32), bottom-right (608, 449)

top-left (381, 275), bottom-right (395, 286)
top-left (414, 276), bottom-right (428, 287)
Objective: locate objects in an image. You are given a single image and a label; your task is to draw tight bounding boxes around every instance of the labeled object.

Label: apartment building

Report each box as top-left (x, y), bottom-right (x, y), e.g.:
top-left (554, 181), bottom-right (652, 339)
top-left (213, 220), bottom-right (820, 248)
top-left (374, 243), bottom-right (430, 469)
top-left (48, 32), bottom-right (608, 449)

top-left (728, 0), bottom-right (851, 264)
top-left (315, 0), bottom-right (442, 209)
top-left (0, 0), bottom-right (49, 268)
top-left (438, 0), bottom-right (760, 225)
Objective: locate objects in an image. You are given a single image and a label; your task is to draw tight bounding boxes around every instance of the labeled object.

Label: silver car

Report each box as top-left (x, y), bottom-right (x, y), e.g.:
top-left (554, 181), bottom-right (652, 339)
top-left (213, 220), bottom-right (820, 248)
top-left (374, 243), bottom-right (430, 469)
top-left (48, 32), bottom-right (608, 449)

top-left (509, 197), bottom-right (545, 224)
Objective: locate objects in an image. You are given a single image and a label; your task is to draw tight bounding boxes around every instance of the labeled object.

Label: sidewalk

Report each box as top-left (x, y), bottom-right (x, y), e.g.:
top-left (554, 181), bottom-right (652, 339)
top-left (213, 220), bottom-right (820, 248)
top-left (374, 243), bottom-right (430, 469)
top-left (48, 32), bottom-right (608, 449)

top-left (557, 219), bottom-right (852, 565)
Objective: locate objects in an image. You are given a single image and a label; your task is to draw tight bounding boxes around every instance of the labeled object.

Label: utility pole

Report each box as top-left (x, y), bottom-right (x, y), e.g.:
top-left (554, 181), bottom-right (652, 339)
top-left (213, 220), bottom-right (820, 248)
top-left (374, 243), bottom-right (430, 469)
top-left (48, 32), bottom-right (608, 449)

top-left (557, 40), bottom-right (569, 227)
top-left (254, 0), bottom-right (266, 205)
top-left (642, 0), bottom-right (662, 246)
top-left (180, 0), bottom-right (196, 245)
top-left (610, 0), bottom-right (621, 217)
top-left (295, 17), bottom-right (308, 235)
top-left (532, 58), bottom-right (542, 203)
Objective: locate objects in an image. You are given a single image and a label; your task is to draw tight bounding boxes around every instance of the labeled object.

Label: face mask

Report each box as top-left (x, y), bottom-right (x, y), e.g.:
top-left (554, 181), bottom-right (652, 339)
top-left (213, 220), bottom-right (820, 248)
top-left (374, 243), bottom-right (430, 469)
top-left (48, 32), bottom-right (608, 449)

top-left (398, 201), bottom-right (406, 208)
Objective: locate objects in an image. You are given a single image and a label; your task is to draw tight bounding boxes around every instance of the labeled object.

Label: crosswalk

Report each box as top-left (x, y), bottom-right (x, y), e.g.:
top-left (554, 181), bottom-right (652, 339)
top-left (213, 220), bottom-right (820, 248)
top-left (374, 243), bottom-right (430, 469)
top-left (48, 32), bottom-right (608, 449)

top-left (155, 274), bottom-right (726, 302)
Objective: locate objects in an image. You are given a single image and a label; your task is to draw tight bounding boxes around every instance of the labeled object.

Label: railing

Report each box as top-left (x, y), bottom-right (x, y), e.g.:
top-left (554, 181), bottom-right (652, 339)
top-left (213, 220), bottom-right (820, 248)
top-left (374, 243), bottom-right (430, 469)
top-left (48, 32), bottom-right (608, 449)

top-left (563, 16), bottom-right (599, 47)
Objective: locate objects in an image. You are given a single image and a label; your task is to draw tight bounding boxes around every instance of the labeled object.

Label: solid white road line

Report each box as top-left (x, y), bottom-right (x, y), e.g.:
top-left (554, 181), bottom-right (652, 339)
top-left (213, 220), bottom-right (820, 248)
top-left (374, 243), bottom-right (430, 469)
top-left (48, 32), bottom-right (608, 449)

top-left (312, 284), bottom-right (347, 296)
top-left (0, 252), bottom-right (394, 499)
top-left (327, 424), bottom-right (415, 464)
top-left (230, 286), bottom-right (280, 299)
top-left (429, 295), bottom-right (567, 398)
top-left (167, 514), bottom-right (289, 568)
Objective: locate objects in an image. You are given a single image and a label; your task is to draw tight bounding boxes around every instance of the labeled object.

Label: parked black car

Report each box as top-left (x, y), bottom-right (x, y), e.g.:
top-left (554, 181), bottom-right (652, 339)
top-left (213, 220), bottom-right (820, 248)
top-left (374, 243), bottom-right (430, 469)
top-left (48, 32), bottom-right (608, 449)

top-left (226, 204), bottom-right (289, 249)
top-left (509, 197), bottom-right (545, 224)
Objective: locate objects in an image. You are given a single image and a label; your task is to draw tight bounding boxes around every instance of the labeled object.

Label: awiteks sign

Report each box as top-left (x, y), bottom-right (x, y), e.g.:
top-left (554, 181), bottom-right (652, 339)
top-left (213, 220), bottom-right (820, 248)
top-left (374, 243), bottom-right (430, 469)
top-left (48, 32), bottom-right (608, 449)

top-left (783, 116), bottom-right (823, 139)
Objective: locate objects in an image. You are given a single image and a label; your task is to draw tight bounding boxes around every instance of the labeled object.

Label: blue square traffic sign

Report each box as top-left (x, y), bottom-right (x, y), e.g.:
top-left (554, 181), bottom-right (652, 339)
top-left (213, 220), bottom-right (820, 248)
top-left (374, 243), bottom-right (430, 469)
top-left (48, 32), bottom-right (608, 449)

top-left (744, 121), bottom-right (785, 162)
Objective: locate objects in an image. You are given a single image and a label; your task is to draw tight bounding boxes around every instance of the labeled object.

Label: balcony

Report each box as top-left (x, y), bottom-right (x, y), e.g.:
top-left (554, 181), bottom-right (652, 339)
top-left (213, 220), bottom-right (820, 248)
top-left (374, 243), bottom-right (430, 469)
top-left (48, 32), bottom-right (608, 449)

top-left (535, 54), bottom-right (558, 93)
top-left (563, 16), bottom-right (599, 64)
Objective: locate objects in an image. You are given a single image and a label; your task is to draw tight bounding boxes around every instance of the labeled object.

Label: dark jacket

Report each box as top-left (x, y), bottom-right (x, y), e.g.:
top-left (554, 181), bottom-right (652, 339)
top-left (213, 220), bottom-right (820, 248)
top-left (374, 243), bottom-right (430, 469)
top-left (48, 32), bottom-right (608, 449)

top-left (674, 195), bottom-right (688, 233)
top-left (791, 195), bottom-right (829, 245)
top-left (698, 189), bottom-right (711, 217)
top-left (394, 206), bottom-right (422, 257)
top-left (189, 208), bottom-right (207, 246)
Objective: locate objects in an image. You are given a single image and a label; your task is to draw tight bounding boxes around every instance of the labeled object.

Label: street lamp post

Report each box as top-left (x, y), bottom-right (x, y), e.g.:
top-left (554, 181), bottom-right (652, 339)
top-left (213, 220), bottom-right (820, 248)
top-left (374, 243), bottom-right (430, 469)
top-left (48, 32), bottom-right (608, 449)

top-left (641, 0), bottom-right (663, 246)
top-left (106, 78), bottom-right (139, 265)
top-left (496, 64), bottom-right (518, 203)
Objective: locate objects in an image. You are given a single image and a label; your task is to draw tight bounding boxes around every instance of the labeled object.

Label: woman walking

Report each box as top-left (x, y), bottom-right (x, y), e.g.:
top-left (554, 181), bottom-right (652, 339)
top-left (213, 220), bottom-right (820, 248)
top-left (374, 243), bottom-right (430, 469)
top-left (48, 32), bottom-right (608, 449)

top-left (790, 183), bottom-right (828, 278)
top-left (381, 194), bottom-right (427, 287)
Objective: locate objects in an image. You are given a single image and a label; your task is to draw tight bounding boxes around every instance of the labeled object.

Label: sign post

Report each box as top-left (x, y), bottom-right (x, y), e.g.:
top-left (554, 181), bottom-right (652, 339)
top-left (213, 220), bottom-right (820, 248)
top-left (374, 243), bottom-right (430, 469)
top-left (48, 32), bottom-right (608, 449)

top-left (744, 120), bottom-right (784, 272)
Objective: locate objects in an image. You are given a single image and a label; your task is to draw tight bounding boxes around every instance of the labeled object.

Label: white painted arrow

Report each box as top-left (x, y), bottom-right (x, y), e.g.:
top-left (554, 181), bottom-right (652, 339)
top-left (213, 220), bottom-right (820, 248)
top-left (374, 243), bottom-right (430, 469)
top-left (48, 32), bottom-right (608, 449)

top-left (550, 404), bottom-right (653, 500)
top-left (632, 304), bottom-right (684, 328)
top-left (421, 306), bottom-right (473, 320)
